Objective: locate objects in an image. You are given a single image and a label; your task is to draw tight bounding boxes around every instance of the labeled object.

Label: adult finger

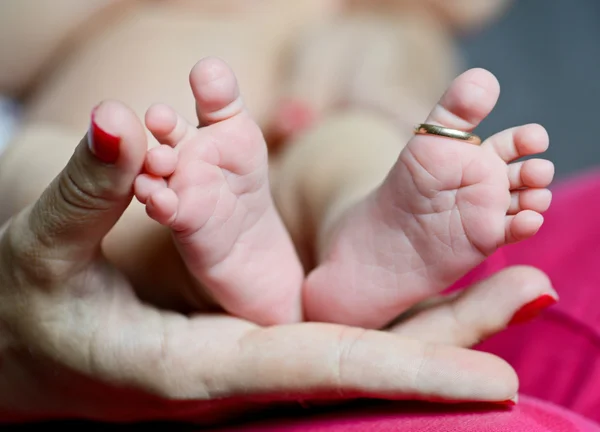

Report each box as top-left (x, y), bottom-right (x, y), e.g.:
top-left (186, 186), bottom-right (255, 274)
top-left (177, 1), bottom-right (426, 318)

top-left (132, 317), bottom-right (518, 405)
top-left (8, 100), bottom-right (147, 278)
top-left (389, 266), bottom-right (557, 347)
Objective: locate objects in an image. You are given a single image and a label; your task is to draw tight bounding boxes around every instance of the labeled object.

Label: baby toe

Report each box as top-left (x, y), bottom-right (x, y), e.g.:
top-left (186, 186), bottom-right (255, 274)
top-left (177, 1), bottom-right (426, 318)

top-left (190, 56), bottom-right (245, 126)
top-left (146, 188), bottom-right (179, 226)
top-left (484, 123), bottom-right (549, 163)
top-left (423, 68), bottom-right (500, 132)
top-left (145, 145), bottom-right (178, 177)
top-left (508, 188), bottom-right (552, 215)
top-left (505, 210), bottom-right (544, 243)
top-left (145, 103), bottom-right (194, 147)
top-left (134, 173), bottom-right (167, 204)
top-left (514, 123), bottom-right (550, 156)
top-left (508, 159), bottom-right (555, 190)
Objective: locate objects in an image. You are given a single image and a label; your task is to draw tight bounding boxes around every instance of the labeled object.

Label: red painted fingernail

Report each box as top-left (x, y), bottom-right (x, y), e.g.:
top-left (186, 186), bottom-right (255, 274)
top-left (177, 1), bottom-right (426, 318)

top-left (89, 106), bottom-right (120, 164)
top-left (493, 394), bottom-right (518, 407)
top-left (509, 294), bottom-right (557, 325)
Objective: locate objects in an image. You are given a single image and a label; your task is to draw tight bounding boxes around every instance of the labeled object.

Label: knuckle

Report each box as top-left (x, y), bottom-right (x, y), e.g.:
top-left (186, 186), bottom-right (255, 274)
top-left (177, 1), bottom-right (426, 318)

top-left (412, 342), bottom-right (437, 391)
top-left (447, 300), bottom-right (480, 346)
top-left (57, 167), bottom-right (113, 214)
top-left (333, 327), bottom-right (368, 392)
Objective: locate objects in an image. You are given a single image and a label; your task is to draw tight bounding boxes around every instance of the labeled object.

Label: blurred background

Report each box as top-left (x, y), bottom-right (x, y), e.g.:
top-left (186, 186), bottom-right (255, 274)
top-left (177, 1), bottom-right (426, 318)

top-left (461, 0), bottom-right (600, 178)
top-left (1, 0), bottom-right (599, 180)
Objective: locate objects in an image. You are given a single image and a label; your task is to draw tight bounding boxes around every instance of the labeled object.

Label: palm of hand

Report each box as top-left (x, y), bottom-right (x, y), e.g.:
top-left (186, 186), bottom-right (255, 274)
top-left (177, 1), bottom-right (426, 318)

top-left (0, 222), bottom-right (372, 422)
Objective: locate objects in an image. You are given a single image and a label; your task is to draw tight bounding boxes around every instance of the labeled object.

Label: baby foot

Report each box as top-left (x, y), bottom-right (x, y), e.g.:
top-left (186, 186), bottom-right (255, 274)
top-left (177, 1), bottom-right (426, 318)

top-left (304, 68), bottom-right (554, 329)
top-left (134, 58), bottom-right (303, 325)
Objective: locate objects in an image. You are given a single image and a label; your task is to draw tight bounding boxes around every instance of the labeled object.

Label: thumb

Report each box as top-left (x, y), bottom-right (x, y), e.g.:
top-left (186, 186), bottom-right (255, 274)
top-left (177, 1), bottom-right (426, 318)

top-left (22, 100), bottom-right (147, 268)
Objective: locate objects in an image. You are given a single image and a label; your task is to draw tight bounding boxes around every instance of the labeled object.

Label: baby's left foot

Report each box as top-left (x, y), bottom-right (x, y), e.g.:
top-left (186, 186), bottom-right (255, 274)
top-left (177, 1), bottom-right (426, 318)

top-left (134, 58), bottom-right (303, 325)
top-left (304, 68), bottom-right (554, 328)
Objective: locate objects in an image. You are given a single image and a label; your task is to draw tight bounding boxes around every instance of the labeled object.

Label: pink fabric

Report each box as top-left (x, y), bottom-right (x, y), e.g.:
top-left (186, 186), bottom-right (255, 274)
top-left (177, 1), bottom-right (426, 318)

top-left (216, 396), bottom-right (600, 431)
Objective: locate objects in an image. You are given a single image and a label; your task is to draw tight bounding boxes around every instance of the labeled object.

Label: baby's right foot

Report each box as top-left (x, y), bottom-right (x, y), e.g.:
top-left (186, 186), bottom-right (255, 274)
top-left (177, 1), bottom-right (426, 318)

top-left (134, 58), bottom-right (303, 325)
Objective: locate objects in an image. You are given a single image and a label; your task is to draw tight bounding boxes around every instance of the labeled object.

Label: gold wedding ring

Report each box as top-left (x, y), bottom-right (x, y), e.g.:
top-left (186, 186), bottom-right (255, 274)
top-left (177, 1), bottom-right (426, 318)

top-left (414, 124), bottom-right (482, 145)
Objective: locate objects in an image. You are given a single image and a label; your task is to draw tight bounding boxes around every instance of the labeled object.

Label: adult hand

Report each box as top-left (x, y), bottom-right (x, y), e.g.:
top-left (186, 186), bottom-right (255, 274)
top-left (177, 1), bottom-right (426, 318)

top-left (0, 101), bottom-right (553, 424)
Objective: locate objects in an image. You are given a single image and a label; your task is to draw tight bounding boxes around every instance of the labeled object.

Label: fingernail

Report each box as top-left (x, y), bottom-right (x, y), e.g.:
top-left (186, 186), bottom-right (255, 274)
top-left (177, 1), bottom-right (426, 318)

top-left (89, 106), bottom-right (120, 164)
top-left (494, 394), bottom-right (518, 407)
top-left (509, 294), bottom-right (557, 325)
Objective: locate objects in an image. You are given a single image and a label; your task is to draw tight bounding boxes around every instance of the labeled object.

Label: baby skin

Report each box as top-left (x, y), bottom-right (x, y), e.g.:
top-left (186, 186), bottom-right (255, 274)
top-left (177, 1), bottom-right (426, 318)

top-left (134, 58), bottom-right (553, 329)
top-left (134, 58), bottom-right (304, 325)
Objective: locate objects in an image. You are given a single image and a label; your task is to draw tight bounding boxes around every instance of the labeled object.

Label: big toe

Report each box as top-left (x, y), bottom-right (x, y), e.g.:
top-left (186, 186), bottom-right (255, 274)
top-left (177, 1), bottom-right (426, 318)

top-left (425, 68), bottom-right (500, 131)
top-left (190, 57), bottom-right (245, 126)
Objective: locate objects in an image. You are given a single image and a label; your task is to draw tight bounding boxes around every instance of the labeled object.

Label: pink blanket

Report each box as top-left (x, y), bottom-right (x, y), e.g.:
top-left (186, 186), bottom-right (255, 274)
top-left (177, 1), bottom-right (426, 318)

top-left (217, 397), bottom-right (598, 431)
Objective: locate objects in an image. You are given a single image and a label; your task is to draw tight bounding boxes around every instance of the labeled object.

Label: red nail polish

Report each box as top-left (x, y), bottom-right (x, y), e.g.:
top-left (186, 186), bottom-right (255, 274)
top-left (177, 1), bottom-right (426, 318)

top-left (509, 294), bottom-right (557, 325)
top-left (89, 106), bottom-right (120, 163)
top-left (495, 399), bottom-right (516, 407)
